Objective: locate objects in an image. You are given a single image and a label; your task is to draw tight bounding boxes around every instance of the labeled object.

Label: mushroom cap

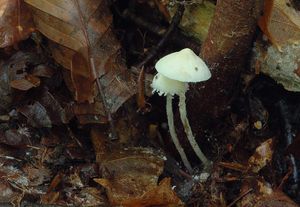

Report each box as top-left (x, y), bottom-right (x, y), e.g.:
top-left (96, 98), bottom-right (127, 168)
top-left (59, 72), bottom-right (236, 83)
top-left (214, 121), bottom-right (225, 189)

top-left (155, 48), bottom-right (211, 82)
top-left (151, 73), bottom-right (188, 96)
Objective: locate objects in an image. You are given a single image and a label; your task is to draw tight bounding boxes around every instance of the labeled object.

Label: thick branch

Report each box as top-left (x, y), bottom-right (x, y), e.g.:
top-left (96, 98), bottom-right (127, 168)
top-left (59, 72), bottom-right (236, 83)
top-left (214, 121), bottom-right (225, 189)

top-left (192, 0), bottom-right (264, 120)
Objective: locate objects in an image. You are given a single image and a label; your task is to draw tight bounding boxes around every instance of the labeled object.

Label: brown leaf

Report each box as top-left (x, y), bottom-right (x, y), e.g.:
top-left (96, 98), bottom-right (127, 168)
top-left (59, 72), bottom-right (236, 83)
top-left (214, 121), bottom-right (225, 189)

top-left (40, 191), bottom-right (60, 205)
top-left (0, 51), bottom-right (41, 111)
top-left (0, 181), bottom-right (18, 203)
top-left (239, 179), bottom-right (299, 207)
top-left (95, 178), bottom-right (184, 207)
top-left (10, 78), bottom-right (35, 90)
top-left (0, 0), bottom-right (34, 48)
top-left (247, 138), bottom-right (273, 173)
top-left (22, 164), bottom-right (51, 186)
top-left (254, 190), bottom-right (299, 207)
top-left (258, 0), bottom-right (300, 50)
top-left (0, 128), bottom-right (29, 146)
top-left (71, 51), bottom-right (95, 103)
top-left (90, 127), bottom-right (108, 163)
top-left (94, 147), bottom-right (169, 206)
top-left (25, 0), bottom-right (136, 111)
top-left (18, 101), bottom-right (52, 128)
top-left (10, 74), bottom-right (40, 91)
top-left (32, 64), bottom-right (55, 78)
top-left (68, 187), bottom-right (106, 206)
top-left (38, 90), bottom-right (72, 124)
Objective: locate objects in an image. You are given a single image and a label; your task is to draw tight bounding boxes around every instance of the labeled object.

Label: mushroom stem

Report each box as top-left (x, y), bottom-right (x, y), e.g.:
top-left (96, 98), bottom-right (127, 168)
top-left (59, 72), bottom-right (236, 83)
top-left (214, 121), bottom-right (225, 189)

top-left (178, 93), bottom-right (211, 169)
top-left (166, 94), bottom-right (193, 173)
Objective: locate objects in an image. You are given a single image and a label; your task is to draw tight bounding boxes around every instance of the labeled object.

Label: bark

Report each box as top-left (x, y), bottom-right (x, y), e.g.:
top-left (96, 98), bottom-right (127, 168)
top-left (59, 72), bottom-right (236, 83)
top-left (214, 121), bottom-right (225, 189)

top-left (194, 0), bottom-right (264, 119)
top-left (178, 0), bottom-right (264, 159)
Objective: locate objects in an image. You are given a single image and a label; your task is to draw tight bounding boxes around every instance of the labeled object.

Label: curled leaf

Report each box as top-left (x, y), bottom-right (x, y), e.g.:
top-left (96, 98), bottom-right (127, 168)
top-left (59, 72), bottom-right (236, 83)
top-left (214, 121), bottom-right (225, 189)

top-left (259, 0), bottom-right (300, 50)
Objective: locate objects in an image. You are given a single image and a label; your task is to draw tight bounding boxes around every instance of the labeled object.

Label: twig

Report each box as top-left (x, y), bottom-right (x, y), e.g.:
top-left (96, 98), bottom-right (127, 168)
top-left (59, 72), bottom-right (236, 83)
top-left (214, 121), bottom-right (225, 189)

top-left (136, 4), bottom-right (185, 68)
top-left (122, 8), bottom-right (199, 51)
top-left (136, 66), bottom-right (151, 114)
top-left (277, 166), bottom-right (293, 190)
top-left (123, 9), bottom-right (166, 35)
top-left (226, 188), bottom-right (253, 207)
top-left (73, 0), bottom-right (118, 140)
top-left (90, 58), bottom-right (118, 140)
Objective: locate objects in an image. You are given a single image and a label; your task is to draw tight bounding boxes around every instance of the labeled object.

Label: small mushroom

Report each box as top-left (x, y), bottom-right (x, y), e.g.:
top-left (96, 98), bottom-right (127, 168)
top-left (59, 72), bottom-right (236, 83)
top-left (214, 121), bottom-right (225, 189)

top-left (152, 73), bottom-right (192, 172)
top-left (153, 48), bottom-right (212, 170)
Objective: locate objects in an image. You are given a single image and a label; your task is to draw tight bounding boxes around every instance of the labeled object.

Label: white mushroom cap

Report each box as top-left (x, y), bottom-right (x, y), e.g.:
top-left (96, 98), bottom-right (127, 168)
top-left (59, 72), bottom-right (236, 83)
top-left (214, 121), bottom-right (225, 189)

top-left (151, 73), bottom-right (188, 96)
top-left (155, 48), bottom-right (211, 82)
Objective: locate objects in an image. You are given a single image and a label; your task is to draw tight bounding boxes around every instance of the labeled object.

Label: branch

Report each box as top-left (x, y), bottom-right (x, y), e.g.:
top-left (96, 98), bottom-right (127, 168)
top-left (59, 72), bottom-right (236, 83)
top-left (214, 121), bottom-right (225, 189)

top-left (192, 0), bottom-right (264, 120)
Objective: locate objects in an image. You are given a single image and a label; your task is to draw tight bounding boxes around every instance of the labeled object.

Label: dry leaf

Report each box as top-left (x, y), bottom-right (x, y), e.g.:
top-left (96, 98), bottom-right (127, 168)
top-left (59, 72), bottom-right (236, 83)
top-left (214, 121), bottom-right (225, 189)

top-left (94, 147), bottom-right (174, 206)
top-left (0, 128), bottom-right (29, 146)
top-left (18, 101), bottom-right (52, 128)
top-left (32, 64), bottom-right (55, 78)
top-left (95, 178), bottom-right (184, 207)
top-left (0, 0), bottom-right (34, 47)
top-left (25, 0), bottom-right (136, 113)
top-left (0, 51), bottom-right (41, 111)
top-left (10, 74), bottom-right (40, 91)
top-left (247, 138), bottom-right (273, 173)
top-left (239, 179), bottom-right (299, 207)
top-left (258, 0), bottom-right (300, 50)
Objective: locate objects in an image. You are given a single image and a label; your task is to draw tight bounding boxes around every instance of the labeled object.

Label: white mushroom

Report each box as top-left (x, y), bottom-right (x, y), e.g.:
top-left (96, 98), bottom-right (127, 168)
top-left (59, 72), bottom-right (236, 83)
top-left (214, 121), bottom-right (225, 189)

top-left (151, 73), bottom-right (192, 172)
top-left (154, 48), bottom-right (212, 170)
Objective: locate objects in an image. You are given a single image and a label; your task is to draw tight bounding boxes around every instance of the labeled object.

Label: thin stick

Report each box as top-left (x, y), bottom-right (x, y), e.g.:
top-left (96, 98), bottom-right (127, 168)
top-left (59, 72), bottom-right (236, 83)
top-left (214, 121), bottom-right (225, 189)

top-left (90, 58), bottom-right (118, 140)
top-left (166, 94), bottom-right (192, 173)
top-left (227, 188), bottom-right (253, 207)
top-left (122, 9), bottom-right (199, 52)
top-left (136, 5), bottom-right (185, 68)
top-left (73, 0), bottom-right (118, 140)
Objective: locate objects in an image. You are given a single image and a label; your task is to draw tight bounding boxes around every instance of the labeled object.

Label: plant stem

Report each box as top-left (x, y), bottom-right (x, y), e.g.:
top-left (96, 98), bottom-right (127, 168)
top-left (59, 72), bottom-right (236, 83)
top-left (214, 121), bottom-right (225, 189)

top-left (166, 94), bottom-right (192, 173)
top-left (178, 93), bottom-right (211, 169)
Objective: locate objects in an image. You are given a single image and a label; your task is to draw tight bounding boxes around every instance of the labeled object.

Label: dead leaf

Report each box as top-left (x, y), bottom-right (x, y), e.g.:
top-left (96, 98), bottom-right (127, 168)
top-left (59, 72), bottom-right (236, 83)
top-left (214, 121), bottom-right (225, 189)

top-left (38, 90), bottom-right (72, 124)
top-left (10, 74), bottom-right (40, 91)
top-left (71, 51), bottom-right (95, 103)
top-left (18, 101), bottom-right (52, 128)
top-left (40, 191), bottom-right (60, 205)
top-left (0, 51), bottom-right (41, 111)
top-left (25, 0), bottom-right (136, 111)
top-left (258, 0), bottom-right (300, 50)
top-left (68, 187), bottom-right (106, 206)
top-left (94, 147), bottom-right (173, 206)
top-left (247, 138), bottom-right (273, 173)
top-left (32, 64), bottom-right (55, 78)
top-left (22, 164), bottom-right (51, 186)
top-left (0, 128), bottom-right (29, 146)
top-left (90, 127), bottom-right (108, 163)
top-left (239, 179), bottom-right (299, 207)
top-left (95, 178), bottom-right (184, 207)
top-left (0, 0), bottom-right (34, 48)
top-left (0, 181), bottom-right (18, 203)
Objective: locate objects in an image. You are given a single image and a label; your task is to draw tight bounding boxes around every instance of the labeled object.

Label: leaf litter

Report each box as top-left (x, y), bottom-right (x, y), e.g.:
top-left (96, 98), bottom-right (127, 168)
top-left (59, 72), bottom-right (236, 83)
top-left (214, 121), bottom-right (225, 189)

top-left (0, 0), bottom-right (299, 206)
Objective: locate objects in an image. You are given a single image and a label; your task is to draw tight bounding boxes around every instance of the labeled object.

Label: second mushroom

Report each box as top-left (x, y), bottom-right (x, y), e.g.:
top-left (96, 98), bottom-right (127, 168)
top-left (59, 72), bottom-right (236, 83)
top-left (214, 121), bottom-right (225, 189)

top-left (151, 48), bottom-right (212, 172)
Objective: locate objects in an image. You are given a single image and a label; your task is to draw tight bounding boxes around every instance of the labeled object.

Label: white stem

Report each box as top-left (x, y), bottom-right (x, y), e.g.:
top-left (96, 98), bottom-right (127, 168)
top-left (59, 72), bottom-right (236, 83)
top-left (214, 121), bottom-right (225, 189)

top-left (178, 93), bottom-right (211, 169)
top-left (166, 94), bottom-right (192, 173)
